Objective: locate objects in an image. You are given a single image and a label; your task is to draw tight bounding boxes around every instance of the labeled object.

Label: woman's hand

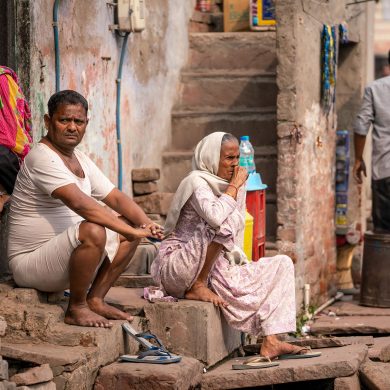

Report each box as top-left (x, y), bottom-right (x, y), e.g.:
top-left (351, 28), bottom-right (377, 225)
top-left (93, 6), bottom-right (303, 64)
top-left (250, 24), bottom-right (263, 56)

top-left (230, 166), bottom-right (248, 189)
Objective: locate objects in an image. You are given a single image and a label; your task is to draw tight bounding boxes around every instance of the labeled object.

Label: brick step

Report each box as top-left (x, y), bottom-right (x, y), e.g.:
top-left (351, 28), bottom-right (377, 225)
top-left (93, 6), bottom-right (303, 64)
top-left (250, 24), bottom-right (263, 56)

top-left (187, 32), bottom-right (276, 72)
top-left (171, 107), bottom-right (276, 150)
top-left (176, 72), bottom-right (277, 111)
top-left (201, 344), bottom-right (368, 389)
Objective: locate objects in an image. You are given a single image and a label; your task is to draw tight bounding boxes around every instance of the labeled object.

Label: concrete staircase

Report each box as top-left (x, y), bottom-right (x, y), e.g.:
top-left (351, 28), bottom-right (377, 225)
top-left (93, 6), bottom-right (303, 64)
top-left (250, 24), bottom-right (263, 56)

top-left (161, 32), bottom-right (278, 241)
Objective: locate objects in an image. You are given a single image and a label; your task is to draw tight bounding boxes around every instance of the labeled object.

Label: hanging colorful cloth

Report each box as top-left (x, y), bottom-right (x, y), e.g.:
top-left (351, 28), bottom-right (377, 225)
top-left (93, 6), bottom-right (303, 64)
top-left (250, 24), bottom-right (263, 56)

top-left (0, 66), bottom-right (32, 160)
top-left (321, 25), bottom-right (337, 115)
top-left (339, 22), bottom-right (349, 45)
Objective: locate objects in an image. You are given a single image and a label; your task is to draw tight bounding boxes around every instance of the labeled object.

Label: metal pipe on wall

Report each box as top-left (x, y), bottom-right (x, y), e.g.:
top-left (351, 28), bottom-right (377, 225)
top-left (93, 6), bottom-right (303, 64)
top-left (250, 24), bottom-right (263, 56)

top-left (115, 32), bottom-right (130, 191)
top-left (53, 0), bottom-right (61, 92)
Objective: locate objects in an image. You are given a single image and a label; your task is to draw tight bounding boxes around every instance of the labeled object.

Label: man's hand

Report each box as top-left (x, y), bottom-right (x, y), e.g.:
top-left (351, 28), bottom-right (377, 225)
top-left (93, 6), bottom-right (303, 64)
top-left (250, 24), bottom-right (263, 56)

top-left (353, 159), bottom-right (367, 184)
top-left (140, 222), bottom-right (164, 241)
top-left (230, 166), bottom-right (249, 189)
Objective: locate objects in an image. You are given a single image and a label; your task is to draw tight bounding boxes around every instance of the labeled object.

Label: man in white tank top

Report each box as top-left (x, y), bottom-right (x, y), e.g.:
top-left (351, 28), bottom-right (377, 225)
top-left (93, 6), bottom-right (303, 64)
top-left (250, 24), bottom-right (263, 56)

top-left (8, 90), bottom-right (163, 328)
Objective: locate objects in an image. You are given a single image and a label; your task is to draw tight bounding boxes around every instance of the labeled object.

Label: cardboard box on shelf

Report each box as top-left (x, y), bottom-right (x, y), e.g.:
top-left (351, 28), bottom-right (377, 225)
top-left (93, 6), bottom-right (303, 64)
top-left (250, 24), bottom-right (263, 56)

top-left (223, 0), bottom-right (250, 32)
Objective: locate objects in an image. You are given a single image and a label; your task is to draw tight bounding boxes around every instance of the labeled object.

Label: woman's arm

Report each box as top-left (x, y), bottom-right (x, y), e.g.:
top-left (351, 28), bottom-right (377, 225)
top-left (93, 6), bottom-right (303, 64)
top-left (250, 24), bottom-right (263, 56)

top-left (191, 185), bottom-right (237, 228)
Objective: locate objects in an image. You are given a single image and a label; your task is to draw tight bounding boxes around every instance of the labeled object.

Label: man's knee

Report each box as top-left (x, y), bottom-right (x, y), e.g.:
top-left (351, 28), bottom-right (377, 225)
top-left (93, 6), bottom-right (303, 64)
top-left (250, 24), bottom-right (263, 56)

top-left (79, 222), bottom-right (106, 251)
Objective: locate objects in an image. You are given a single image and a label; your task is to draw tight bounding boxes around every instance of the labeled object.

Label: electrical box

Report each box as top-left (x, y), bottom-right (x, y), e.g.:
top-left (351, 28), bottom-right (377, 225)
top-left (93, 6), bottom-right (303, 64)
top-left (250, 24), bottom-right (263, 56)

top-left (117, 0), bottom-right (145, 32)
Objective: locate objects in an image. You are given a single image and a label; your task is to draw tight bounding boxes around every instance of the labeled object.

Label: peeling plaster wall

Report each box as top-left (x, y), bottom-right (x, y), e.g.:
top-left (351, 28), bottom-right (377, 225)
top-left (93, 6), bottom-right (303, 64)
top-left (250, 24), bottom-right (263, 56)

top-left (28, 0), bottom-right (194, 194)
top-left (276, 0), bottom-right (373, 308)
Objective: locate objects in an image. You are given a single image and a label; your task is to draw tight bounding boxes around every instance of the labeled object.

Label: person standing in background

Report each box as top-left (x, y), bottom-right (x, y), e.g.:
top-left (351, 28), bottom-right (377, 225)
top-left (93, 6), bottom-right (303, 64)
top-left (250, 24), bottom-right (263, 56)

top-left (0, 66), bottom-right (32, 212)
top-left (353, 50), bottom-right (390, 233)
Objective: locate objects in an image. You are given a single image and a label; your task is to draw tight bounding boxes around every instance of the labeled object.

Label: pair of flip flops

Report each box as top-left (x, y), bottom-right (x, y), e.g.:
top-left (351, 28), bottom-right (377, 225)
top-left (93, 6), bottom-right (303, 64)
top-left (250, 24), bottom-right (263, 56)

top-left (120, 322), bottom-right (182, 364)
top-left (232, 347), bottom-right (322, 370)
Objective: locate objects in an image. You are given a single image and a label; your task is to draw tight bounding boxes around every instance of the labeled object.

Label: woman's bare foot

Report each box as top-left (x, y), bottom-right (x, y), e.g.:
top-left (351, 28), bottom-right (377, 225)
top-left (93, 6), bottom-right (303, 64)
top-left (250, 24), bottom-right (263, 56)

top-left (185, 281), bottom-right (228, 307)
top-left (64, 304), bottom-right (113, 328)
top-left (87, 297), bottom-right (134, 321)
top-left (0, 194), bottom-right (10, 213)
top-left (260, 335), bottom-right (302, 359)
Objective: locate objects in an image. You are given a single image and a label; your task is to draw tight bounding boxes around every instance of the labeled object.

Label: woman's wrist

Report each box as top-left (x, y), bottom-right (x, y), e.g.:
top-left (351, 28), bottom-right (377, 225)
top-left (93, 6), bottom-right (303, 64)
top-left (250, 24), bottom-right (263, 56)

top-left (225, 184), bottom-right (238, 199)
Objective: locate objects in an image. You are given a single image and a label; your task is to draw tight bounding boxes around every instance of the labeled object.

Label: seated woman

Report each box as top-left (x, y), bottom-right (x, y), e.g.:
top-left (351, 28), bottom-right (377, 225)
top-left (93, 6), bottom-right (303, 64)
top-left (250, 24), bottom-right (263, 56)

top-left (151, 132), bottom-right (315, 360)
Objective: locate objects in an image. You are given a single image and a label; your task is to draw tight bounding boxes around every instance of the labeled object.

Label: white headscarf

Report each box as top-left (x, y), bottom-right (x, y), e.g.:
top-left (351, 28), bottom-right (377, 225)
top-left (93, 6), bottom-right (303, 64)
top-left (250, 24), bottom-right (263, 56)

top-left (164, 132), bottom-right (229, 234)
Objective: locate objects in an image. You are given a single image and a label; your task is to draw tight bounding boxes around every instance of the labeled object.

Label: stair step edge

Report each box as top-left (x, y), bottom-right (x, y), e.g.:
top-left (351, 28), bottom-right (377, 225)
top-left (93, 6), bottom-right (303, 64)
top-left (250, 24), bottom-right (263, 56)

top-left (172, 107), bottom-right (277, 117)
top-left (181, 70), bottom-right (276, 79)
top-left (163, 146), bottom-right (277, 158)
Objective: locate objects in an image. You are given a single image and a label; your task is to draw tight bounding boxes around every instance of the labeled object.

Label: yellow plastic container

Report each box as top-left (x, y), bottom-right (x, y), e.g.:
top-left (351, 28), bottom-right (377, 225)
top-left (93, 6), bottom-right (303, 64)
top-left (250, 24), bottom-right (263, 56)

top-left (243, 210), bottom-right (254, 261)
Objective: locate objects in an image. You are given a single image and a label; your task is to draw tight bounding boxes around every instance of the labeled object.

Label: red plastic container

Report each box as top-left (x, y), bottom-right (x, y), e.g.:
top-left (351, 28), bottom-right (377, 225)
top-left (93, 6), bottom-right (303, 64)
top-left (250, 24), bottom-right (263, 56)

top-left (246, 189), bottom-right (266, 261)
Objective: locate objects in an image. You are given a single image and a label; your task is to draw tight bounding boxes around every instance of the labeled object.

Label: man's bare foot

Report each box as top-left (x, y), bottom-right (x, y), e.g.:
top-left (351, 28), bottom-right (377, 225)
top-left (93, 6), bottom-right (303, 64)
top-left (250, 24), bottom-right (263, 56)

top-left (64, 304), bottom-right (113, 328)
top-left (87, 297), bottom-right (134, 321)
top-left (260, 335), bottom-right (302, 359)
top-left (0, 194), bottom-right (10, 213)
top-left (185, 281), bottom-right (228, 307)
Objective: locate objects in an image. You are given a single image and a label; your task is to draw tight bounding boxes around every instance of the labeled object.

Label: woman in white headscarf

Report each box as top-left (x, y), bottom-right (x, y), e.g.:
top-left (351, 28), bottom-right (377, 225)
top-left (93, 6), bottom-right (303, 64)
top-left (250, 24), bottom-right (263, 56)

top-left (151, 132), bottom-right (305, 359)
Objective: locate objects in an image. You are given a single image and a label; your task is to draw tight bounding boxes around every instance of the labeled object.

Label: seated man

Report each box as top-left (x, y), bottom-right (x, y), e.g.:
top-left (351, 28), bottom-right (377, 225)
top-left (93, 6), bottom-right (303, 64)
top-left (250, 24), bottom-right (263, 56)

top-left (8, 90), bottom-right (162, 328)
top-left (0, 66), bottom-right (32, 212)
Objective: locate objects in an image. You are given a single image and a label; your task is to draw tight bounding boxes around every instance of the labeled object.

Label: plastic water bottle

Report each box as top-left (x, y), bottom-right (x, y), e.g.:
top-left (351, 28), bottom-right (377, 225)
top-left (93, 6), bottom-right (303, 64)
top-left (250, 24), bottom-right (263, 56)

top-left (239, 136), bottom-right (256, 174)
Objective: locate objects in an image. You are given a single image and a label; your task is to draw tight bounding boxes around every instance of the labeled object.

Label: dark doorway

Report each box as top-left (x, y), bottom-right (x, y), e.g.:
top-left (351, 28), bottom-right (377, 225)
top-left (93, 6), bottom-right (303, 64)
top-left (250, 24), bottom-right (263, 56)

top-left (0, 0), bottom-right (16, 69)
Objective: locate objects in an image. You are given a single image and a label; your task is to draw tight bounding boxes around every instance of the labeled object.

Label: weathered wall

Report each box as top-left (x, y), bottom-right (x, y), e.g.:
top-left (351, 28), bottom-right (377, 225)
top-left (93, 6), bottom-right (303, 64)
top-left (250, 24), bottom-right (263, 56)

top-left (26, 0), bottom-right (194, 194)
top-left (276, 0), bottom-right (373, 308)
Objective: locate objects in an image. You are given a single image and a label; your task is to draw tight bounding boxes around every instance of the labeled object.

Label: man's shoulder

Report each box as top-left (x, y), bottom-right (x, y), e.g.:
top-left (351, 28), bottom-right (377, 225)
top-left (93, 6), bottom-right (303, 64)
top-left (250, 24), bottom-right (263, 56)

top-left (24, 143), bottom-right (55, 165)
top-left (367, 76), bottom-right (390, 90)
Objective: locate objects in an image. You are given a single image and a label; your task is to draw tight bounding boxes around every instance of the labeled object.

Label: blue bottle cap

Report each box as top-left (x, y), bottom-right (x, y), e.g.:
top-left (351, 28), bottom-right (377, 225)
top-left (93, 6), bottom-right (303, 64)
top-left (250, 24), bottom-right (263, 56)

top-left (240, 135), bottom-right (249, 141)
top-left (247, 172), bottom-right (268, 191)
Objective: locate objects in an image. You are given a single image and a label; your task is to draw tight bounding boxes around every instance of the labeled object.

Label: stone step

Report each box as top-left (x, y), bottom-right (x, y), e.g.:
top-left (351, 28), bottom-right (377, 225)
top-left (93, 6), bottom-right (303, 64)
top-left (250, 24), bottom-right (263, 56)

top-left (121, 241), bottom-right (159, 275)
top-left (176, 71), bottom-right (277, 111)
top-left (0, 299), bottom-right (65, 343)
top-left (0, 321), bottom-right (138, 390)
top-left (105, 287), bottom-right (241, 367)
top-left (94, 357), bottom-right (204, 390)
top-left (323, 300), bottom-right (390, 317)
top-left (171, 107), bottom-right (276, 150)
top-left (359, 360), bottom-right (390, 390)
top-left (187, 32), bottom-right (276, 72)
top-left (202, 344), bottom-right (368, 389)
top-left (367, 336), bottom-right (390, 361)
top-left (114, 274), bottom-right (156, 288)
top-left (310, 316), bottom-right (390, 336)
top-left (0, 342), bottom-right (99, 389)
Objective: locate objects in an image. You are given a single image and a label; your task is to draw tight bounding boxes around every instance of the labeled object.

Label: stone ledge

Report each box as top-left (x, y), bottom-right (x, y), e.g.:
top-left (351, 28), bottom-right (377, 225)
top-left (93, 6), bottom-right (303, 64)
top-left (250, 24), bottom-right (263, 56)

top-left (94, 357), bottom-right (204, 390)
top-left (202, 344), bottom-right (368, 389)
top-left (310, 316), bottom-right (390, 335)
top-left (106, 288), bottom-right (241, 367)
top-left (323, 301), bottom-right (390, 317)
top-left (334, 374), bottom-right (360, 390)
top-left (359, 360), bottom-right (390, 389)
top-left (0, 342), bottom-right (97, 372)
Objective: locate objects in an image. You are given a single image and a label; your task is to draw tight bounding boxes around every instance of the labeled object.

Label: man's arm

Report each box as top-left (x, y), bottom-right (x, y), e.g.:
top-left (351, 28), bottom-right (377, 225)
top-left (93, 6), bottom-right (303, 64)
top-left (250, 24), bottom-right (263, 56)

top-left (52, 184), bottom-right (155, 241)
top-left (353, 134), bottom-right (367, 184)
top-left (102, 188), bottom-right (152, 227)
top-left (353, 86), bottom-right (373, 184)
